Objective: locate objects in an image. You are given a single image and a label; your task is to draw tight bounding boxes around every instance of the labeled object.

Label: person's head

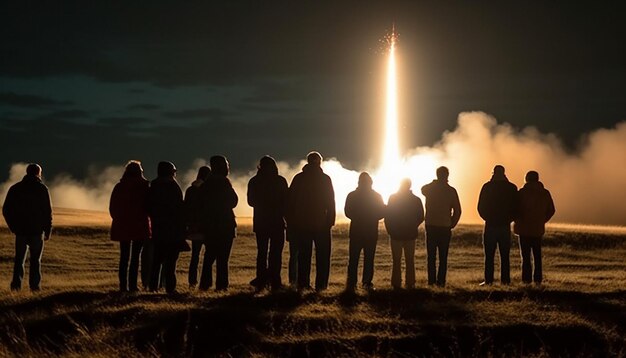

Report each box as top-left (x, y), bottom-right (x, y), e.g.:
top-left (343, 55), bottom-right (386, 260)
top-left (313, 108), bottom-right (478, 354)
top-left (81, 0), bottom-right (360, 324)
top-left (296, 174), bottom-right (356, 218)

top-left (196, 165), bottom-right (211, 181)
top-left (122, 160), bottom-right (144, 179)
top-left (493, 165), bottom-right (505, 176)
top-left (306, 151), bottom-right (322, 166)
top-left (210, 155), bottom-right (229, 177)
top-left (26, 163), bottom-right (42, 178)
top-left (357, 172), bottom-right (373, 189)
top-left (525, 170), bottom-right (539, 183)
top-left (436, 166), bottom-right (449, 181)
top-left (157, 161), bottom-right (176, 178)
top-left (258, 155), bottom-right (278, 175)
top-left (399, 177), bottom-right (412, 192)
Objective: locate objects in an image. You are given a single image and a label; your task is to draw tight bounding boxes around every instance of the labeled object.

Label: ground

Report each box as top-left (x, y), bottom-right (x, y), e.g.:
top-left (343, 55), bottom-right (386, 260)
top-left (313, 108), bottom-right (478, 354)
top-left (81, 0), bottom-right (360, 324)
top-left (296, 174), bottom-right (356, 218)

top-left (0, 209), bottom-right (625, 357)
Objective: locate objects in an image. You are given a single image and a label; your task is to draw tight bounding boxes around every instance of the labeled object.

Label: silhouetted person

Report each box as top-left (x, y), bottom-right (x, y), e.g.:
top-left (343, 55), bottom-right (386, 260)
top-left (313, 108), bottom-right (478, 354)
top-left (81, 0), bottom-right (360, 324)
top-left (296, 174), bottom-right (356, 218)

top-left (286, 151), bottom-right (335, 292)
top-left (345, 172), bottom-right (385, 291)
top-left (385, 178), bottom-right (424, 289)
top-left (184, 165), bottom-right (211, 289)
top-left (247, 155), bottom-right (288, 291)
top-left (147, 161), bottom-right (186, 294)
top-left (477, 165), bottom-right (518, 286)
top-left (2, 164), bottom-right (52, 291)
top-left (109, 161), bottom-right (151, 292)
top-left (200, 155), bottom-right (238, 291)
top-left (421, 166), bottom-right (461, 287)
top-left (514, 171), bottom-right (555, 285)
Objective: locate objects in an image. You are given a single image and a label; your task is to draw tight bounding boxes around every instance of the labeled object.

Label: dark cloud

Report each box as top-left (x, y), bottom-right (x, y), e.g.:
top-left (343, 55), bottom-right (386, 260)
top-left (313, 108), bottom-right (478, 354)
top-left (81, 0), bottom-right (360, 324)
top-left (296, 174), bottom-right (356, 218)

top-left (38, 110), bottom-right (89, 121)
top-left (0, 92), bottom-right (73, 109)
top-left (162, 108), bottom-right (230, 120)
top-left (127, 103), bottom-right (160, 111)
top-left (97, 116), bottom-right (155, 127)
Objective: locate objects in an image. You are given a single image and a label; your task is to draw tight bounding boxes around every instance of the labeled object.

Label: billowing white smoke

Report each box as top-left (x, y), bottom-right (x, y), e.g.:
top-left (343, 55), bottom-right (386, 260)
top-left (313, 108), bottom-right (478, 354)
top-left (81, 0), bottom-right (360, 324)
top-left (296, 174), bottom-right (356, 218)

top-left (1, 112), bottom-right (625, 226)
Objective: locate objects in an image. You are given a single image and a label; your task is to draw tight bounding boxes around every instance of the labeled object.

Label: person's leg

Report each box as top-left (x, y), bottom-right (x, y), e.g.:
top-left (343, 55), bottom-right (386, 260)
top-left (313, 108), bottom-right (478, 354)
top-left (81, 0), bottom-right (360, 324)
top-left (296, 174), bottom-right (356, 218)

top-left (390, 238), bottom-right (403, 289)
top-left (425, 227), bottom-right (438, 285)
top-left (437, 228), bottom-right (451, 286)
top-left (11, 235), bottom-right (28, 291)
top-left (346, 237), bottom-right (361, 289)
top-left (519, 236), bottom-right (532, 284)
top-left (314, 230), bottom-right (331, 291)
top-left (141, 241), bottom-right (154, 289)
top-left (254, 232), bottom-right (270, 287)
top-left (404, 240), bottom-right (416, 288)
top-left (297, 231), bottom-right (313, 289)
top-left (149, 242), bottom-right (164, 292)
top-left (482, 226), bottom-right (497, 284)
top-left (362, 238), bottom-right (377, 287)
top-left (199, 241), bottom-right (215, 290)
top-left (27, 235), bottom-right (44, 291)
top-left (118, 241), bottom-right (131, 291)
top-left (498, 227), bottom-right (511, 284)
top-left (268, 230), bottom-right (285, 289)
top-left (532, 237), bottom-right (543, 283)
top-left (129, 241), bottom-right (143, 291)
top-left (288, 233), bottom-right (299, 285)
top-left (163, 248), bottom-right (180, 294)
top-left (216, 236), bottom-right (234, 290)
top-left (188, 240), bottom-right (203, 287)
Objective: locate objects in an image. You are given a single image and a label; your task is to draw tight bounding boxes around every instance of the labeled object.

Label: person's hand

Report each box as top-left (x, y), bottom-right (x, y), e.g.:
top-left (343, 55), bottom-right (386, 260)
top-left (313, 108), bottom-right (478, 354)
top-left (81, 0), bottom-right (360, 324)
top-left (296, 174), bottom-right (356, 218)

top-left (44, 233), bottom-right (51, 241)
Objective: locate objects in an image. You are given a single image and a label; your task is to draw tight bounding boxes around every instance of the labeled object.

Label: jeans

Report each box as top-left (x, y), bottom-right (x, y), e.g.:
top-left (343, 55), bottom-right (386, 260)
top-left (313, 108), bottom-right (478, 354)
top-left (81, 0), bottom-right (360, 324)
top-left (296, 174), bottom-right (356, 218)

top-left (347, 236), bottom-right (377, 288)
top-left (141, 240), bottom-right (155, 289)
top-left (296, 229), bottom-right (331, 290)
top-left (519, 236), bottom-right (542, 283)
top-left (390, 239), bottom-right (416, 288)
top-left (11, 234), bottom-right (44, 291)
top-left (119, 241), bottom-right (143, 291)
top-left (483, 225), bottom-right (511, 284)
top-left (189, 240), bottom-right (206, 287)
top-left (214, 236), bottom-right (234, 290)
top-left (198, 240), bottom-right (216, 290)
top-left (255, 230), bottom-right (285, 289)
top-left (425, 225), bottom-right (451, 286)
top-left (288, 233), bottom-right (299, 285)
top-left (149, 241), bottom-right (180, 293)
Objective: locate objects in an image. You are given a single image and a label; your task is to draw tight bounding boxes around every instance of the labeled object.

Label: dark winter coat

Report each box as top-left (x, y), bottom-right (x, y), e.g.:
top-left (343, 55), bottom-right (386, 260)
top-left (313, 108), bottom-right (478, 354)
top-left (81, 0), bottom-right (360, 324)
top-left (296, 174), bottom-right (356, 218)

top-left (147, 177), bottom-right (185, 242)
top-left (421, 180), bottom-right (462, 228)
top-left (477, 175), bottom-right (518, 227)
top-left (109, 176), bottom-right (151, 242)
top-left (200, 174), bottom-right (238, 238)
top-left (184, 179), bottom-right (205, 235)
top-left (247, 173), bottom-right (288, 233)
top-left (344, 187), bottom-right (385, 241)
top-left (2, 175), bottom-right (52, 236)
top-left (384, 190), bottom-right (424, 240)
top-left (286, 164), bottom-right (335, 232)
top-left (514, 181), bottom-right (555, 237)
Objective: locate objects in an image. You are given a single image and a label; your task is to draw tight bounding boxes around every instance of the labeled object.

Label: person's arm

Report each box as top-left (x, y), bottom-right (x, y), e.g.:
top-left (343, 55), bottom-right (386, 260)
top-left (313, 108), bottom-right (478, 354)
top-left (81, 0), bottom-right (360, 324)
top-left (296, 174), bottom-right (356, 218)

top-left (545, 190), bottom-right (556, 222)
top-left (416, 197), bottom-right (425, 227)
top-left (376, 193), bottom-right (386, 220)
top-left (450, 189), bottom-right (462, 229)
top-left (225, 178), bottom-right (238, 209)
top-left (344, 193), bottom-right (354, 220)
top-left (43, 186), bottom-right (52, 240)
top-left (326, 176), bottom-right (336, 228)
top-left (247, 177), bottom-right (256, 208)
top-left (2, 187), bottom-right (15, 232)
top-left (477, 185), bottom-right (487, 221)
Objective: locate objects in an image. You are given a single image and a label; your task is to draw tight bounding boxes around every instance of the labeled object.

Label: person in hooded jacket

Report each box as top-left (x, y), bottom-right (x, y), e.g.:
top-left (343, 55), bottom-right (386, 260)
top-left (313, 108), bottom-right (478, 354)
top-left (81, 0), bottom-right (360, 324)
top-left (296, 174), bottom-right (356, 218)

top-left (109, 160), bottom-right (151, 292)
top-left (185, 165), bottom-right (211, 288)
top-left (147, 161), bottom-right (186, 294)
top-left (421, 166), bottom-right (461, 287)
top-left (514, 171), bottom-right (555, 285)
top-left (345, 172), bottom-right (386, 291)
top-left (477, 165), bottom-right (518, 286)
top-left (247, 155), bottom-right (288, 291)
top-left (384, 178), bottom-right (424, 289)
top-left (286, 151), bottom-right (335, 292)
top-left (200, 155), bottom-right (238, 291)
top-left (2, 163), bottom-right (52, 291)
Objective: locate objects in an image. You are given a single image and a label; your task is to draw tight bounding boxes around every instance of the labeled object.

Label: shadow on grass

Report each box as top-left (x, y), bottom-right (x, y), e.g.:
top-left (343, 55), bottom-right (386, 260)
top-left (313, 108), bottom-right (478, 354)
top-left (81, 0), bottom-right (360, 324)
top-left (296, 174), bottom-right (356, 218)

top-left (0, 288), bottom-right (624, 356)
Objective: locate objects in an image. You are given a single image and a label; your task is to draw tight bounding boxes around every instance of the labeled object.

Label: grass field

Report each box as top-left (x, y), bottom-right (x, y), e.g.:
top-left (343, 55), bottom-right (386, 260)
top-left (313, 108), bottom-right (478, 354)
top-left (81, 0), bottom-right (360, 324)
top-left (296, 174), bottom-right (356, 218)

top-left (0, 209), bottom-right (625, 357)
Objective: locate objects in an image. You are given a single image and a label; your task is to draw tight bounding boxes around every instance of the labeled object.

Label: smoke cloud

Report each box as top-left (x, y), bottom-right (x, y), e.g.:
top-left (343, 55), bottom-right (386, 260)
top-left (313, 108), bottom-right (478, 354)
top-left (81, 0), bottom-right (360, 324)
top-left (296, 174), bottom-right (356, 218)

top-left (1, 112), bottom-right (625, 226)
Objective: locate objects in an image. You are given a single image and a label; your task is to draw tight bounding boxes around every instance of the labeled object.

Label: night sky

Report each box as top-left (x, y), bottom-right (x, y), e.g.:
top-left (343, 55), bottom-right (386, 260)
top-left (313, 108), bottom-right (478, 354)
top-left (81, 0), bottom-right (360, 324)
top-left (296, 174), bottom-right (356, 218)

top-left (2, 2), bottom-right (625, 179)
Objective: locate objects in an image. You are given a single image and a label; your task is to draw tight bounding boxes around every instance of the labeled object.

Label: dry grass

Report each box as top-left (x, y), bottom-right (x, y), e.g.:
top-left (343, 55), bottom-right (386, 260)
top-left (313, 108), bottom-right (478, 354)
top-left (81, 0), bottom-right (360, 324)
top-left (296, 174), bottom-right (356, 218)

top-left (0, 210), bottom-right (625, 357)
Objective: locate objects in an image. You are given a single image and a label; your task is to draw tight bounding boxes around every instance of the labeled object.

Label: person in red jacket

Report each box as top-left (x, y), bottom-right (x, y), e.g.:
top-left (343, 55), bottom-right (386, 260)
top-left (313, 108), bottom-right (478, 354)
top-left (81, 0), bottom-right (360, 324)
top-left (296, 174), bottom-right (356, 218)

top-left (109, 160), bottom-right (151, 292)
top-left (514, 171), bottom-right (555, 285)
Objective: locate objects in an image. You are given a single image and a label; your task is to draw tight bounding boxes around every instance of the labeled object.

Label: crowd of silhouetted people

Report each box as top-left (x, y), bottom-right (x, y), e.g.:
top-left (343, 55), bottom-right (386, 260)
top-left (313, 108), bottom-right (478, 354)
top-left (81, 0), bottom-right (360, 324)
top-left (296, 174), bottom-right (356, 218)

top-left (2, 154), bottom-right (555, 293)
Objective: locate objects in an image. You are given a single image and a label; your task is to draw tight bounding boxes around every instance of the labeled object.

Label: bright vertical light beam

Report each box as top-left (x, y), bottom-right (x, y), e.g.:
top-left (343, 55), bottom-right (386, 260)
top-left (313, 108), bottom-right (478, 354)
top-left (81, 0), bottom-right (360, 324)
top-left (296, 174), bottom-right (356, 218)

top-left (382, 28), bottom-right (400, 169)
